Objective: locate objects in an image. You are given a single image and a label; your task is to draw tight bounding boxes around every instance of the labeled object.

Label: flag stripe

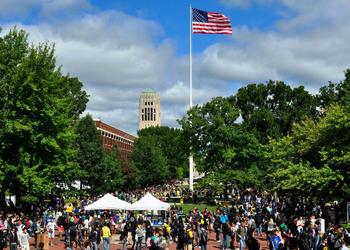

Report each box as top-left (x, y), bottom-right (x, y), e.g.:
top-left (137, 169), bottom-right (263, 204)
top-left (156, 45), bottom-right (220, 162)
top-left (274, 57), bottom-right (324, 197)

top-left (193, 28), bottom-right (233, 32)
top-left (192, 27), bottom-right (233, 31)
top-left (193, 22), bottom-right (232, 28)
top-left (192, 8), bottom-right (232, 35)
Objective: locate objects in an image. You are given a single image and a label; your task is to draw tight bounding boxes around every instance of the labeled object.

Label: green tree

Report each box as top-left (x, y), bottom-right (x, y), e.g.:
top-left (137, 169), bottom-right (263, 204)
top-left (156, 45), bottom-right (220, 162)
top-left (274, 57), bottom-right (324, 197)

top-left (75, 115), bottom-right (104, 194)
top-left (294, 104), bottom-right (350, 197)
top-left (264, 104), bottom-right (349, 198)
top-left (318, 69), bottom-right (350, 109)
top-left (179, 97), bottom-right (263, 184)
top-left (197, 165), bottom-right (264, 193)
top-left (232, 81), bottom-right (317, 143)
top-left (98, 146), bottom-right (125, 193)
top-left (131, 136), bottom-right (168, 187)
top-left (137, 126), bottom-right (188, 179)
top-left (0, 28), bottom-right (88, 204)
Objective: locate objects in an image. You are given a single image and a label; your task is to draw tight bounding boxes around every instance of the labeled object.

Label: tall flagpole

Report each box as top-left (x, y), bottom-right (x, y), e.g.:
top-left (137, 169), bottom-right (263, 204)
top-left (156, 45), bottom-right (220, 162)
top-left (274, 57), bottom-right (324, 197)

top-left (189, 5), bottom-right (194, 191)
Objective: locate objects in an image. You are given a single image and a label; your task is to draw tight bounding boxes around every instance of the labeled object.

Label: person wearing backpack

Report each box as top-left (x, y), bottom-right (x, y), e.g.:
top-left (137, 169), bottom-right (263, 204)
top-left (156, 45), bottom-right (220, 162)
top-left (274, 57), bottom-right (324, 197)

top-left (176, 223), bottom-right (186, 250)
top-left (198, 224), bottom-right (208, 250)
top-left (186, 225), bottom-right (194, 250)
top-left (8, 227), bottom-right (19, 250)
top-left (145, 221), bottom-right (153, 249)
top-left (120, 220), bottom-right (129, 250)
top-left (237, 221), bottom-right (248, 250)
top-left (33, 219), bottom-right (41, 247)
top-left (153, 228), bottom-right (165, 250)
top-left (162, 223), bottom-right (171, 249)
top-left (222, 222), bottom-right (232, 250)
top-left (129, 213), bottom-right (137, 250)
top-left (0, 229), bottom-right (7, 250)
top-left (214, 215), bottom-right (221, 242)
top-left (89, 226), bottom-right (100, 250)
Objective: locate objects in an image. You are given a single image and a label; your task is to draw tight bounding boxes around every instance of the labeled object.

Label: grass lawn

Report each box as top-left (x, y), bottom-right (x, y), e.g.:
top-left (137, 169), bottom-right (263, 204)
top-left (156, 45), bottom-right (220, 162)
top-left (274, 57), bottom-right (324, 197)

top-left (341, 223), bottom-right (350, 230)
top-left (174, 203), bottom-right (218, 214)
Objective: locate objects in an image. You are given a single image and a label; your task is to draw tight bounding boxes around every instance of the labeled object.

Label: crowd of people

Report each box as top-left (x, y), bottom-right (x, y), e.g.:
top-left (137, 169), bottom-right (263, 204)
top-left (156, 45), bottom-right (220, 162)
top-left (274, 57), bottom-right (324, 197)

top-left (0, 186), bottom-right (349, 250)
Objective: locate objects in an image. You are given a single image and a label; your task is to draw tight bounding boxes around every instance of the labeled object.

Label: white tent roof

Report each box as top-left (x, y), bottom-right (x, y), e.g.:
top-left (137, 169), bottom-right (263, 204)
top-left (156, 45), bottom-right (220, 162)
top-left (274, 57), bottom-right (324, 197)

top-left (84, 193), bottom-right (131, 210)
top-left (130, 192), bottom-right (171, 211)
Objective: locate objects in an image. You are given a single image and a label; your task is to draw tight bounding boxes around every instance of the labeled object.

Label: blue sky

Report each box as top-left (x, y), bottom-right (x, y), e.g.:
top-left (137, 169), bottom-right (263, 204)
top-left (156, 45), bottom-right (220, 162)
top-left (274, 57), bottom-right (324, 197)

top-left (1, 0), bottom-right (349, 135)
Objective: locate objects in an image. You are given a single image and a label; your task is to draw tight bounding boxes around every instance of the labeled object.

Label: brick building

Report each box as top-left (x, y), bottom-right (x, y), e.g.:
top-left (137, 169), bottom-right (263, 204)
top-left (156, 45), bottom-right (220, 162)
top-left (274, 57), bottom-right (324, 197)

top-left (94, 119), bottom-right (136, 159)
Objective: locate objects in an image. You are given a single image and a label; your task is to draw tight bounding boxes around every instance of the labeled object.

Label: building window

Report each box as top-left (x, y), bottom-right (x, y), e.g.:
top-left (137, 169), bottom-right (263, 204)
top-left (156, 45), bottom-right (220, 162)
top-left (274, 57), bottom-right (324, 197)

top-left (150, 108), bottom-right (153, 121)
top-left (154, 114), bottom-right (156, 121)
top-left (142, 109), bottom-right (144, 113)
top-left (145, 102), bottom-right (147, 105)
top-left (151, 102), bottom-right (153, 105)
top-left (142, 114), bottom-right (144, 121)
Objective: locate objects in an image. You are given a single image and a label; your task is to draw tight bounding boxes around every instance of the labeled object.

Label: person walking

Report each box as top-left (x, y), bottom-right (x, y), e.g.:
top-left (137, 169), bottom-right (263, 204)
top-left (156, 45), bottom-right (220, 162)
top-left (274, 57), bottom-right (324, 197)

top-left (120, 220), bottom-right (129, 250)
top-left (46, 218), bottom-right (57, 246)
top-left (0, 229), bottom-right (7, 250)
top-left (237, 221), bottom-right (248, 250)
top-left (102, 223), bottom-right (111, 250)
top-left (222, 222), bottom-right (231, 250)
top-left (198, 224), bottom-right (208, 250)
top-left (136, 224), bottom-right (145, 250)
top-left (9, 227), bottom-right (19, 250)
top-left (129, 213), bottom-right (137, 250)
top-left (89, 226), bottom-right (101, 250)
top-left (19, 228), bottom-right (30, 250)
top-left (214, 215), bottom-right (221, 242)
top-left (145, 221), bottom-right (153, 249)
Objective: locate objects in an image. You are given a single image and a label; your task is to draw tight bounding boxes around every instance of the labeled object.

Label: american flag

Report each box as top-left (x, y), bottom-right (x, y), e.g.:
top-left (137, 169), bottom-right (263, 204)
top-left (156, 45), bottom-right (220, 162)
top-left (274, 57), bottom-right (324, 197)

top-left (192, 8), bottom-right (232, 35)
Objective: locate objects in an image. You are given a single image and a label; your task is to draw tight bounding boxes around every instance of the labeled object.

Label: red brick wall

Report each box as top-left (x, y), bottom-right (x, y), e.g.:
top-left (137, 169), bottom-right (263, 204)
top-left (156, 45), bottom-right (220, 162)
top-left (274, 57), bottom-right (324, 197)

top-left (94, 120), bottom-right (137, 160)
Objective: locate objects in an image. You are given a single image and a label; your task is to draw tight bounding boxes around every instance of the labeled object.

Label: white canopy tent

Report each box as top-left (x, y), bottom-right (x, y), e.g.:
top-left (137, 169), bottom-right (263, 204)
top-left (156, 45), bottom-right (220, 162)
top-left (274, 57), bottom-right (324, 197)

top-left (130, 192), bottom-right (171, 211)
top-left (84, 193), bottom-right (131, 210)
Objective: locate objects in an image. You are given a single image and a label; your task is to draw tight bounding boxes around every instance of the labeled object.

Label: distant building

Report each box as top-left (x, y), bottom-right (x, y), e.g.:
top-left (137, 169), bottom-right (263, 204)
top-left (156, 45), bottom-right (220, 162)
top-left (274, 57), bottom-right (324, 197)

top-left (94, 119), bottom-right (136, 159)
top-left (139, 90), bottom-right (160, 130)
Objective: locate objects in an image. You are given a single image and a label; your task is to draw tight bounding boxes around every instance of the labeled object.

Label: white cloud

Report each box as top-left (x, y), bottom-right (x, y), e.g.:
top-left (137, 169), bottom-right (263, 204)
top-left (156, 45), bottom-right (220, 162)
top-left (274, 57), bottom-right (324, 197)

top-left (220, 0), bottom-right (277, 8)
top-left (197, 0), bottom-right (350, 89)
top-left (41, 0), bottom-right (92, 16)
top-left (0, 0), bottom-right (91, 18)
top-left (0, 9), bottom-right (177, 134)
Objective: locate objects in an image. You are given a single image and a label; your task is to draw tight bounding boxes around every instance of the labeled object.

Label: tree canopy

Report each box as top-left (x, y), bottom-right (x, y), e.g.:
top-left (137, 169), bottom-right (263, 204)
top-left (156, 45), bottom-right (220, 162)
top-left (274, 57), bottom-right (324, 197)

top-left (131, 135), bottom-right (168, 187)
top-left (137, 126), bottom-right (188, 179)
top-left (179, 97), bottom-right (264, 188)
top-left (232, 81), bottom-right (317, 143)
top-left (0, 28), bottom-right (88, 203)
top-left (180, 71), bottom-right (350, 200)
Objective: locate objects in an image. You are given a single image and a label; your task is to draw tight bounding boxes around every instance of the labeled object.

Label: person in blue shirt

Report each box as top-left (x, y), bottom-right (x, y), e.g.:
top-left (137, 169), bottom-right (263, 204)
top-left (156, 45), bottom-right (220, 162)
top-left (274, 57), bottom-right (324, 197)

top-left (270, 229), bottom-right (283, 250)
top-left (220, 211), bottom-right (228, 225)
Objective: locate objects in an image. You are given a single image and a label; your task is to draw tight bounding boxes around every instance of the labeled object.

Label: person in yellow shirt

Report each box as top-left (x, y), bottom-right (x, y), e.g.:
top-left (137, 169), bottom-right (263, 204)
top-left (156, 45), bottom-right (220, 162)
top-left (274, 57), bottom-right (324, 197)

top-left (102, 224), bottom-right (111, 250)
top-left (66, 203), bottom-right (73, 213)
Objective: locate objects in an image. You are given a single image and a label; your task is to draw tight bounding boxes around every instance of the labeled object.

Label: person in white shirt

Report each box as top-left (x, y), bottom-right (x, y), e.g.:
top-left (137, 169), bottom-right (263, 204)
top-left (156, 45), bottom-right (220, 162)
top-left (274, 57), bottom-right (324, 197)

top-left (46, 218), bottom-right (57, 246)
top-left (19, 228), bottom-right (30, 250)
